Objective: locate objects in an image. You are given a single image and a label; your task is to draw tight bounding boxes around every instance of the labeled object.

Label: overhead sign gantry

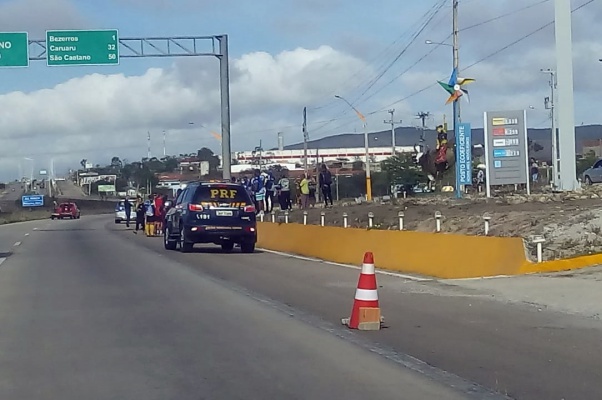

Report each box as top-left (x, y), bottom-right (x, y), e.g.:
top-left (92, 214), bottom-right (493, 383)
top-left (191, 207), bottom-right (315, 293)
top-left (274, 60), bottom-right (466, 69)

top-left (0, 30), bottom-right (232, 180)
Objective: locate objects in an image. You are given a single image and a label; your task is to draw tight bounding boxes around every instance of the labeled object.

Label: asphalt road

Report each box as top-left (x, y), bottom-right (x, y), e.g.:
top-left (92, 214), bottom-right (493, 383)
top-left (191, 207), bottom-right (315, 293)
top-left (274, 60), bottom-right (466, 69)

top-left (0, 216), bottom-right (478, 400)
top-left (116, 217), bottom-right (602, 400)
top-left (56, 180), bottom-right (88, 199)
top-left (0, 182), bottom-right (25, 202)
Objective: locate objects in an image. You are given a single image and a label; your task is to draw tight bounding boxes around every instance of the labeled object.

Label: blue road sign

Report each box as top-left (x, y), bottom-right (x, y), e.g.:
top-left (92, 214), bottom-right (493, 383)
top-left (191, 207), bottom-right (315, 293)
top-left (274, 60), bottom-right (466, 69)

top-left (455, 122), bottom-right (472, 186)
top-left (22, 195), bottom-right (44, 207)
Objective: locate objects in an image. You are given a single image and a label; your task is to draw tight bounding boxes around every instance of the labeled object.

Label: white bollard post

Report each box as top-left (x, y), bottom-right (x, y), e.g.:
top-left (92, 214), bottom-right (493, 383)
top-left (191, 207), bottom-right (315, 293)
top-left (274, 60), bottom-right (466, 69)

top-left (259, 213), bottom-right (264, 222)
top-left (398, 211), bottom-right (404, 231)
top-left (343, 212), bottom-right (348, 228)
top-left (368, 212), bottom-right (374, 228)
top-left (483, 213), bottom-right (491, 236)
top-left (271, 213), bottom-right (276, 223)
top-left (532, 235), bottom-right (546, 263)
top-left (303, 211), bottom-right (308, 226)
top-left (403, 190), bottom-right (407, 199)
top-left (435, 211), bottom-right (442, 233)
top-left (284, 210), bottom-right (289, 224)
top-left (320, 211), bottom-right (326, 227)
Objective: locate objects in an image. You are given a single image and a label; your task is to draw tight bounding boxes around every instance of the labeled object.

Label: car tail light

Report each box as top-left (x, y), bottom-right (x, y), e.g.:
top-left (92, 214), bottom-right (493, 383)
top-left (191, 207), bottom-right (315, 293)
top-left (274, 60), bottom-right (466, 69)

top-left (188, 204), bottom-right (204, 212)
top-left (244, 226), bottom-right (256, 233)
top-left (243, 205), bottom-right (256, 213)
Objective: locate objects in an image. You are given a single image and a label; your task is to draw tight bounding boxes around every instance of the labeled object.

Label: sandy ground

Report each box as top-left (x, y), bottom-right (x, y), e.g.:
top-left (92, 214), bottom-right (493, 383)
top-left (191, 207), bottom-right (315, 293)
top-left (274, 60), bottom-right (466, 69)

top-left (443, 266), bottom-right (602, 321)
top-left (272, 185), bottom-right (602, 261)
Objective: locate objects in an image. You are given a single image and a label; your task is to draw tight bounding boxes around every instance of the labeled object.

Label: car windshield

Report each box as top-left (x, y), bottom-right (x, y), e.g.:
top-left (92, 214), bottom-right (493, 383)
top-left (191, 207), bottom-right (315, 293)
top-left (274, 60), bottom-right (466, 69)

top-left (192, 185), bottom-right (250, 207)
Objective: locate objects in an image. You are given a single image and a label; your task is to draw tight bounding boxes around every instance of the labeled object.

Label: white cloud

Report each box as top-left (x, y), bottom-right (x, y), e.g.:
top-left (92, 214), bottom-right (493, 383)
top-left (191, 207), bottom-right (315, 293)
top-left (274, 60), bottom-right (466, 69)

top-left (1, 0), bottom-right (602, 180)
top-left (0, 45), bottom-right (370, 177)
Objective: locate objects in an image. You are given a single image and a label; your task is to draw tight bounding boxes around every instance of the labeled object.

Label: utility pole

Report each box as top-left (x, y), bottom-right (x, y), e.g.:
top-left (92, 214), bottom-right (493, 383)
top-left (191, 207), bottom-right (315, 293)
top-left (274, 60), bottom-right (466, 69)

top-left (303, 107), bottom-right (309, 174)
top-left (452, 0), bottom-right (462, 199)
top-left (452, 0), bottom-right (460, 124)
top-left (416, 111), bottom-right (430, 129)
top-left (542, 69), bottom-right (558, 187)
top-left (384, 109), bottom-right (402, 156)
top-left (147, 131), bottom-right (151, 159)
top-left (163, 130), bottom-right (167, 157)
top-left (416, 111), bottom-right (430, 145)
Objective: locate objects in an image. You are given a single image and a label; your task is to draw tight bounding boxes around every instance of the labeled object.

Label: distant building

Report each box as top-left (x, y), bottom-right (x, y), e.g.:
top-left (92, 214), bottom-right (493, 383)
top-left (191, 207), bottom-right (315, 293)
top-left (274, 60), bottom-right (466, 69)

top-left (233, 146), bottom-right (414, 166)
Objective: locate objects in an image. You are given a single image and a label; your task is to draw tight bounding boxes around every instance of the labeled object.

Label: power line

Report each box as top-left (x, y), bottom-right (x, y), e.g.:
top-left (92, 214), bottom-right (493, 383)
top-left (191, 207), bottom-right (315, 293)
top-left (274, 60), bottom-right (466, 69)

top-left (347, 0), bottom-right (447, 107)
top-left (376, 0), bottom-right (595, 113)
top-left (357, 0), bottom-right (552, 107)
top-left (307, 0), bottom-right (447, 112)
top-left (460, 0), bottom-right (550, 32)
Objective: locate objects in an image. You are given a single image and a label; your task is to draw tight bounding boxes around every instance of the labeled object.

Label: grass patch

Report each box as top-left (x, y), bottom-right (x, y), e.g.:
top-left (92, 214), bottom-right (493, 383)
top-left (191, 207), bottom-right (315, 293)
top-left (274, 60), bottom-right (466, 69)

top-left (0, 210), bottom-right (52, 225)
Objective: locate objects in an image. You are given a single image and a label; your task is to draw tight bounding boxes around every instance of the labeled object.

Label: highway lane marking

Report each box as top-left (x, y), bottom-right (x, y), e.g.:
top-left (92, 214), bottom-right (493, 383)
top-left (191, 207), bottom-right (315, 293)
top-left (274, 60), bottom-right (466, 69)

top-left (446, 275), bottom-right (516, 282)
top-left (0, 258), bottom-right (5, 266)
top-left (260, 249), bottom-right (432, 282)
top-left (13, 242), bottom-right (21, 247)
top-left (24, 233), bottom-right (29, 237)
top-left (206, 270), bottom-right (509, 400)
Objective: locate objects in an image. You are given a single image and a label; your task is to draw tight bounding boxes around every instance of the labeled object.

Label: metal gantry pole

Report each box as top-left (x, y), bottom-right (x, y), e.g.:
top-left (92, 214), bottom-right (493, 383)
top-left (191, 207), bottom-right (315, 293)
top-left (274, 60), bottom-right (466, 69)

top-left (554, 0), bottom-right (578, 190)
top-left (217, 35), bottom-right (232, 181)
top-left (363, 123), bottom-right (372, 201)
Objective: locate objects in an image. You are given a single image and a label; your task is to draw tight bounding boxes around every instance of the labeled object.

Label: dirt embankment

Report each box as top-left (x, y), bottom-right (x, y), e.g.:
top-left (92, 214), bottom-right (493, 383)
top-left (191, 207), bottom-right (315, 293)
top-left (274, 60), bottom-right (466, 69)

top-left (276, 187), bottom-right (602, 261)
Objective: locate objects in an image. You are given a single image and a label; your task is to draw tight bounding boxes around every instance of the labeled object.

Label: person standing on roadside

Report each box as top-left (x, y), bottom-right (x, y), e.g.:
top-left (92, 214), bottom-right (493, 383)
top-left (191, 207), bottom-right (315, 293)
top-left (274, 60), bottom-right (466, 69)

top-left (144, 195), bottom-right (156, 236)
top-left (124, 196), bottom-right (132, 228)
top-left (251, 169), bottom-right (265, 215)
top-left (278, 172), bottom-right (291, 210)
top-left (299, 173), bottom-right (310, 209)
top-left (134, 196), bottom-right (145, 234)
top-left (265, 170), bottom-right (276, 213)
top-left (153, 194), bottom-right (164, 236)
top-left (319, 164), bottom-right (334, 208)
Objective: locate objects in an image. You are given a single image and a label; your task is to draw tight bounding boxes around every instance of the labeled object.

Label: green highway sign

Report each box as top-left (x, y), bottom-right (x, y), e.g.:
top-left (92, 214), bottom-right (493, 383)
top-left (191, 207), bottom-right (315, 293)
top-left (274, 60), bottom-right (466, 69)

top-left (46, 29), bottom-right (119, 66)
top-left (0, 32), bottom-right (29, 67)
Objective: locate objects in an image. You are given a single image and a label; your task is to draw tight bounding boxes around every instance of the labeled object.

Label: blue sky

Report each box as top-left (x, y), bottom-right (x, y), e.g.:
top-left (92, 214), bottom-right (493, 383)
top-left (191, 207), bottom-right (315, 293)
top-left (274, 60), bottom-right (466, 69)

top-left (0, 0), bottom-right (601, 180)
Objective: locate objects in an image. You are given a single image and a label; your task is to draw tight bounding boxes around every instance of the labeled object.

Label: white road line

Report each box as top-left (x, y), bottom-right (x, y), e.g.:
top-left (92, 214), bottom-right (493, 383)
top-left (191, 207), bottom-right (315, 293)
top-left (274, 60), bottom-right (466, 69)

top-left (24, 233), bottom-right (30, 237)
top-left (13, 242), bottom-right (21, 247)
top-left (260, 249), bottom-right (432, 282)
top-left (446, 275), bottom-right (515, 282)
top-left (0, 258), bottom-right (5, 266)
top-left (33, 228), bottom-right (38, 231)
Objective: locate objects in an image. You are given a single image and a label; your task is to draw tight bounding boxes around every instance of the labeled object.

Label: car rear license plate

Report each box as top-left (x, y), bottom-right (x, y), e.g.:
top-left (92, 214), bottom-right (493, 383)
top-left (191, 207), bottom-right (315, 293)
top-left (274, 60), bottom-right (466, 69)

top-left (216, 210), bottom-right (233, 217)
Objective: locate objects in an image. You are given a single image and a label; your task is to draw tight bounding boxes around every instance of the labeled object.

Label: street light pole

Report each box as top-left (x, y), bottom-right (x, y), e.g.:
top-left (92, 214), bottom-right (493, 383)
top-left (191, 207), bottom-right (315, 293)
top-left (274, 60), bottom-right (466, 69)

top-left (163, 130), bottom-right (167, 157)
top-left (334, 95), bottom-right (372, 201)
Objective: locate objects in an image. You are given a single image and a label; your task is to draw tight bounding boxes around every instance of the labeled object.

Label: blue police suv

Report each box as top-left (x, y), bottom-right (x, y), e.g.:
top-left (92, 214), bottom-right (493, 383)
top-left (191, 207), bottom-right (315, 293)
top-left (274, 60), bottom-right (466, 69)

top-left (163, 181), bottom-right (257, 253)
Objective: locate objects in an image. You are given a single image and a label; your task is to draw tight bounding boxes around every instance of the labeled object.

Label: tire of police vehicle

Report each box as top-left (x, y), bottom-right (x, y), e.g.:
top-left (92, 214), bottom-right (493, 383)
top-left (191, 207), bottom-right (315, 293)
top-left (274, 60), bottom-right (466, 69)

top-left (179, 228), bottom-right (193, 253)
top-left (241, 242), bottom-right (255, 254)
top-left (164, 227), bottom-right (177, 251)
top-left (221, 241), bottom-right (235, 252)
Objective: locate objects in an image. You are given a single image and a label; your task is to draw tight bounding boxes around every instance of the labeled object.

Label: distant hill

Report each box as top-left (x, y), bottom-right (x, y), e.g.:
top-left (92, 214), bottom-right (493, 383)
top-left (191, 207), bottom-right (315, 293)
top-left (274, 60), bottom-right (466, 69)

top-left (282, 125), bottom-right (602, 163)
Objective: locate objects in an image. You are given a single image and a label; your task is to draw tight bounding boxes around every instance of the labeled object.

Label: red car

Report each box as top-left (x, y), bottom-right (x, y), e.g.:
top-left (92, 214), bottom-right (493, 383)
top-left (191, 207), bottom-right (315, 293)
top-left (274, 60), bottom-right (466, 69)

top-left (51, 202), bottom-right (81, 220)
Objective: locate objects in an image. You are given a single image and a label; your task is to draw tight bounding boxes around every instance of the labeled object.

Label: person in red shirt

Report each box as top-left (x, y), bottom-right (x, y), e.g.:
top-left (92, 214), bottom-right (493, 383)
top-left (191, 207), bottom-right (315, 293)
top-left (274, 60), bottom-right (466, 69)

top-left (153, 194), bottom-right (164, 236)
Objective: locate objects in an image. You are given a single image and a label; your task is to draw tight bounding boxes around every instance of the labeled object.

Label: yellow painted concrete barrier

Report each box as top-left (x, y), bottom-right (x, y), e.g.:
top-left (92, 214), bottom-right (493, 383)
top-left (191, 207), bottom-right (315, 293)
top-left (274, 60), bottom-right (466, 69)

top-left (257, 222), bottom-right (602, 279)
top-left (257, 222), bottom-right (529, 279)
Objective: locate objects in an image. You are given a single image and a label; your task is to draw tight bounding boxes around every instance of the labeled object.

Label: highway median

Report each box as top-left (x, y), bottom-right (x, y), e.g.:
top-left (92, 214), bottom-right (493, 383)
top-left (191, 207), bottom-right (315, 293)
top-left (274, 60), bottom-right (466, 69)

top-left (257, 221), bottom-right (602, 279)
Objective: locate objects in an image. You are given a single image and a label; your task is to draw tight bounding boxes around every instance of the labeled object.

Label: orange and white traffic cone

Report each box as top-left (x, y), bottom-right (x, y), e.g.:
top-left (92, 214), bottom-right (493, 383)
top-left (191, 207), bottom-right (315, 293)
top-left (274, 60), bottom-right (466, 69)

top-left (342, 252), bottom-right (383, 331)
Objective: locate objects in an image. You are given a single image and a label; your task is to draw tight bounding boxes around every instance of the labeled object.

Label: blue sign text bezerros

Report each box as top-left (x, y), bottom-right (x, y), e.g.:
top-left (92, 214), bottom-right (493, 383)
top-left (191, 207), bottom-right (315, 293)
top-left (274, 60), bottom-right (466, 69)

top-left (22, 195), bottom-right (44, 207)
top-left (456, 122), bottom-right (472, 185)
